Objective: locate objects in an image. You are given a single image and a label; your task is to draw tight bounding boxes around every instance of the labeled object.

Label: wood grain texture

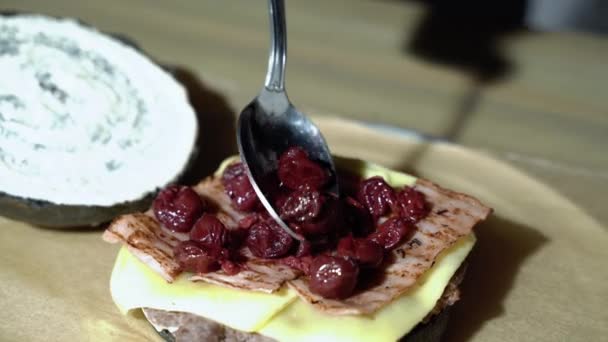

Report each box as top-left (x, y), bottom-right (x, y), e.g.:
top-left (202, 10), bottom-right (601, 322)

top-left (3, 0), bottom-right (606, 224)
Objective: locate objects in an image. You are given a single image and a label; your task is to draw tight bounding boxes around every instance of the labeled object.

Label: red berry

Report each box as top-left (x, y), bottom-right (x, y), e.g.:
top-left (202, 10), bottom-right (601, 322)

top-left (190, 214), bottom-right (227, 255)
top-left (393, 187), bottom-right (429, 223)
top-left (298, 196), bottom-right (341, 236)
top-left (279, 186), bottom-right (325, 223)
top-left (337, 235), bottom-right (357, 258)
top-left (357, 177), bottom-right (395, 217)
top-left (222, 162), bottom-right (260, 211)
top-left (246, 219), bottom-right (294, 259)
top-left (369, 217), bottom-right (413, 250)
top-left (309, 255), bottom-right (359, 299)
top-left (220, 259), bottom-right (241, 275)
top-left (337, 235), bottom-right (384, 268)
top-left (354, 239), bottom-right (384, 268)
top-left (153, 185), bottom-right (205, 232)
top-left (278, 147), bottom-right (330, 190)
top-left (173, 241), bottom-right (219, 274)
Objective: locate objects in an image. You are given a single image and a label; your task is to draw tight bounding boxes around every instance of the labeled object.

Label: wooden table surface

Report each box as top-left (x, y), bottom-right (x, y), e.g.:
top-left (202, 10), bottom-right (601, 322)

top-left (6, 0), bottom-right (606, 225)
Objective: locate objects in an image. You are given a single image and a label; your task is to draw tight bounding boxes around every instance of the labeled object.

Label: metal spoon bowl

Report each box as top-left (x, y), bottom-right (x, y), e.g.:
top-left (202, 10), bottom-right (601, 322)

top-left (237, 0), bottom-right (339, 241)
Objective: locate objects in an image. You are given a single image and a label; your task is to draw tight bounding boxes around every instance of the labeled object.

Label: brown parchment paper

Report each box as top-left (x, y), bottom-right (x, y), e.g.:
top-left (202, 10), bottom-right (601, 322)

top-left (1, 117), bottom-right (606, 341)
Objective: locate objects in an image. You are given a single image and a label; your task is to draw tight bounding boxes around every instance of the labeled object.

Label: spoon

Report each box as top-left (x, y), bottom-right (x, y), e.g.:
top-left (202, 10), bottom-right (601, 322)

top-left (237, 0), bottom-right (339, 241)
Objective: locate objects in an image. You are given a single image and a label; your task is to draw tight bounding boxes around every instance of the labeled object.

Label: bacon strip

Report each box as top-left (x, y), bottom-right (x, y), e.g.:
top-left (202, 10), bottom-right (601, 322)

top-left (288, 178), bottom-right (491, 315)
top-left (103, 213), bottom-right (184, 282)
top-left (102, 177), bottom-right (297, 292)
top-left (192, 260), bottom-right (298, 293)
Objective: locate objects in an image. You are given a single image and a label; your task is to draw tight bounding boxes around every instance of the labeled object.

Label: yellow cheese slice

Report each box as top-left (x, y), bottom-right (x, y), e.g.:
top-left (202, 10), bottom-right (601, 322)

top-left (333, 156), bottom-right (417, 188)
top-left (110, 247), bottom-right (297, 332)
top-left (111, 234), bottom-right (473, 340)
top-left (259, 234), bottom-right (475, 342)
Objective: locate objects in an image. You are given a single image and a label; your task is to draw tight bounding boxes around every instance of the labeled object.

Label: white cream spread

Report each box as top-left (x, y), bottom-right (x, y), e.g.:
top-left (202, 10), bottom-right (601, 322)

top-left (0, 15), bottom-right (197, 206)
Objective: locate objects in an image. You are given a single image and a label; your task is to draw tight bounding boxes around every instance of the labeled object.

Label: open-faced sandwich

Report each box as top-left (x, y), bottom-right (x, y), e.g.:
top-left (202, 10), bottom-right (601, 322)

top-left (103, 147), bottom-right (491, 342)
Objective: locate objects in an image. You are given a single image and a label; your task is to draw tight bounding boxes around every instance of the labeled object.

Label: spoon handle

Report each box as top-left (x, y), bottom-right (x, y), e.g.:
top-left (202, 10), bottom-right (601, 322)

top-left (265, 0), bottom-right (287, 92)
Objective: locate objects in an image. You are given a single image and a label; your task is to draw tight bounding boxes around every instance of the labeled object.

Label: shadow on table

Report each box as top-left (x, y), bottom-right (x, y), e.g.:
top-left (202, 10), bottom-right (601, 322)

top-left (442, 215), bottom-right (548, 341)
top-left (404, 0), bottom-right (525, 83)
top-left (394, 0), bottom-right (526, 169)
top-left (170, 66), bottom-right (238, 185)
top-left (393, 9), bottom-right (549, 336)
top-left (390, 8), bottom-right (551, 335)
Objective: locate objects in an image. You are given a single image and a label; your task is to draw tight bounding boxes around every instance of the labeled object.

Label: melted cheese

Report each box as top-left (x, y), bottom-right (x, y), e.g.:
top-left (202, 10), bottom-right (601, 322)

top-left (111, 234), bottom-right (474, 340)
top-left (259, 234), bottom-right (475, 342)
top-left (333, 157), bottom-right (417, 188)
top-left (110, 247), bottom-right (296, 332)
